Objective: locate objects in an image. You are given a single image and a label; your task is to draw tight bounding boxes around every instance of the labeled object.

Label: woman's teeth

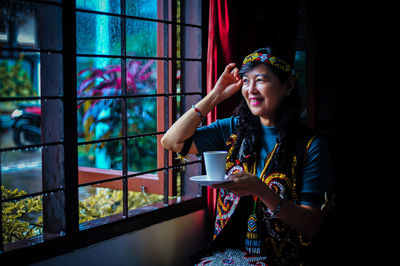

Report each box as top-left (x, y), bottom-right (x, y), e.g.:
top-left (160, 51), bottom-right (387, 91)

top-left (250, 98), bottom-right (263, 106)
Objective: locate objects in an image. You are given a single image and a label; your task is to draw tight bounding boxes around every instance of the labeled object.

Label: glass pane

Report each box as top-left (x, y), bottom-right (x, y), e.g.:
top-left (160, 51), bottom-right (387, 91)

top-left (0, 52), bottom-right (63, 98)
top-left (181, 61), bottom-right (202, 93)
top-left (0, 53), bottom-right (40, 98)
top-left (177, 25), bottom-right (181, 58)
top-left (176, 60), bottom-right (182, 93)
top-left (127, 176), bottom-right (162, 213)
top-left (128, 135), bottom-right (157, 173)
top-left (126, 59), bottom-right (157, 95)
top-left (181, 26), bottom-right (201, 59)
top-left (179, 160), bottom-right (202, 198)
top-left (77, 57), bottom-right (122, 97)
top-left (181, 0), bottom-right (202, 26)
top-left (79, 181), bottom-right (123, 225)
top-left (126, 0), bottom-right (157, 20)
top-left (76, 0), bottom-right (121, 14)
top-left (16, 10), bottom-right (36, 46)
top-left (178, 94), bottom-right (202, 113)
top-left (0, 1), bottom-right (62, 50)
top-left (127, 97), bottom-right (157, 135)
top-left (2, 194), bottom-right (43, 245)
top-left (294, 51), bottom-right (307, 71)
top-left (294, 51), bottom-right (307, 112)
top-left (1, 148), bottom-right (42, 195)
top-left (78, 140), bottom-right (123, 171)
top-left (0, 100), bottom-right (41, 149)
top-left (76, 11), bottom-right (121, 56)
top-left (126, 19), bottom-right (157, 57)
top-left (77, 99), bottom-right (122, 142)
top-left (0, 99), bottom-right (63, 149)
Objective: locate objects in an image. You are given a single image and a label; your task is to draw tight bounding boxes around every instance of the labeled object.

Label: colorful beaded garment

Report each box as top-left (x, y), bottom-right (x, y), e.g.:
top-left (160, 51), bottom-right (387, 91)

top-left (213, 133), bottom-right (316, 265)
top-left (195, 249), bottom-right (268, 266)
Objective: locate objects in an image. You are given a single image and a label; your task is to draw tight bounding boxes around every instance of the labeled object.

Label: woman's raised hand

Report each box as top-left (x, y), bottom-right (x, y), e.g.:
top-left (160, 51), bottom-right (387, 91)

top-left (211, 63), bottom-right (243, 104)
top-left (161, 63), bottom-right (243, 153)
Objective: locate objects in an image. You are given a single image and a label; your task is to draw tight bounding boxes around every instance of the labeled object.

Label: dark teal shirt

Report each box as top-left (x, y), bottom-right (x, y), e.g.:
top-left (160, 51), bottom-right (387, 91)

top-left (193, 117), bottom-right (332, 207)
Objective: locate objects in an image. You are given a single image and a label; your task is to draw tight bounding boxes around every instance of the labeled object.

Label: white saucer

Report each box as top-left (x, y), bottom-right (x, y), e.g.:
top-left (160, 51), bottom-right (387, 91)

top-left (189, 175), bottom-right (231, 186)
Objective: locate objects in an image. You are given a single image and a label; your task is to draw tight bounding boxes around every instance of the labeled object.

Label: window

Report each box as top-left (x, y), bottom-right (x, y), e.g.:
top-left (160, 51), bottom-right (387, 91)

top-left (0, 0), bottom-right (205, 259)
top-left (294, 0), bottom-right (315, 128)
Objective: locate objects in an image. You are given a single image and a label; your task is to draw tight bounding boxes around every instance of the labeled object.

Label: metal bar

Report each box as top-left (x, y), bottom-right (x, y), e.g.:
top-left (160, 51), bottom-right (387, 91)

top-left (120, 0), bottom-right (129, 218)
top-left (1, 188), bottom-right (63, 204)
top-left (0, 47), bottom-right (63, 54)
top-left (126, 131), bottom-right (166, 140)
top-left (0, 141), bottom-right (64, 153)
top-left (0, 96), bottom-right (63, 102)
top-left (200, 0), bottom-right (208, 199)
top-left (75, 8), bottom-right (202, 28)
top-left (78, 160), bottom-right (202, 188)
top-left (163, 0), bottom-right (170, 205)
top-left (13, 0), bottom-right (63, 7)
top-left (179, 0), bottom-right (185, 116)
top-left (170, 0), bottom-right (178, 197)
top-left (0, 151), bottom-right (3, 252)
top-left (201, 0), bottom-right (208, 99)
top-left (76, 53), bottom-right (202, 61)
top-left (76, 92), bottom-right (202, 101)
top-left (77, 137), bottom-right (123, 146)
top-left (177, 0), bottom-right (185, 198)
top-left (76, 131), bottom-right (165, 146)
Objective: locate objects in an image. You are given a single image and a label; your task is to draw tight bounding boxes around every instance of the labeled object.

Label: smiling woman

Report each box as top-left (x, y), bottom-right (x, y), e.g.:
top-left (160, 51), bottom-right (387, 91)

top-left (240, 64), bottom-right (295, 126)
top-left (161, 46), bottom-right (333, 265)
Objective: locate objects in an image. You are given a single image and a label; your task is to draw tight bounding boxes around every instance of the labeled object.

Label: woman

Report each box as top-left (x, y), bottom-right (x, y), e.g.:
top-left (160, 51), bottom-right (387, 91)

top-left (161, 47), bottom-right (332, 265)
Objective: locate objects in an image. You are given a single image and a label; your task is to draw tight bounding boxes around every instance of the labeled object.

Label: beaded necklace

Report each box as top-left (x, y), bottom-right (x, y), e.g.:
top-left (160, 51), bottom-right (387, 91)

top-left (245, 142), bottom-right (278, 254)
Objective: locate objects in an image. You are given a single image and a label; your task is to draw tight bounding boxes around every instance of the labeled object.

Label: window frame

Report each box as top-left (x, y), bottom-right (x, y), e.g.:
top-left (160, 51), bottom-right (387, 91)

top-left (0, 0), bottom-right (208, 263)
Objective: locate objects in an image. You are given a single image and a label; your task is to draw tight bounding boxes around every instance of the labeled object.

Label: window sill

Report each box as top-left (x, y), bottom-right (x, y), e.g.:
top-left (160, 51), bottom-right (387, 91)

top-left (1, 196), bottom-right (207, 264)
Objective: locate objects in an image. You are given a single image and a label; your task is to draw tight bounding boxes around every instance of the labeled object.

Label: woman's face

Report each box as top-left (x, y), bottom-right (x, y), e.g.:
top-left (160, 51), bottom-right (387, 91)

top-left (241, 64), bottom-right (293, 126)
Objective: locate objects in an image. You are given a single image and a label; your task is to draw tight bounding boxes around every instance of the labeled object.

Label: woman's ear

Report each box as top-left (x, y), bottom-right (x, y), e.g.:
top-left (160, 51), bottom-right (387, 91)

top-left (286, 76), bottom-right (296, 94)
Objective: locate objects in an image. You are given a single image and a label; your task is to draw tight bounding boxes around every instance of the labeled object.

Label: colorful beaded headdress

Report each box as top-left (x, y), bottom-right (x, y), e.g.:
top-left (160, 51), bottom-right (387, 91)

top-left (242, 52), bottom-right (292, 72)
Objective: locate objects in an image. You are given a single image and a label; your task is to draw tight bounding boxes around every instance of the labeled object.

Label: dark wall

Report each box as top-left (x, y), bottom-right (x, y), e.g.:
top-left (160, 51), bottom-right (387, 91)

top-left (216, 0), bottom-right (301, 117)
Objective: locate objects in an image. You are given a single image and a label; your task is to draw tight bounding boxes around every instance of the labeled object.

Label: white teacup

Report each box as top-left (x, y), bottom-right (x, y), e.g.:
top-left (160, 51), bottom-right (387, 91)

top-left (203, 151), bottom-right (228, 180)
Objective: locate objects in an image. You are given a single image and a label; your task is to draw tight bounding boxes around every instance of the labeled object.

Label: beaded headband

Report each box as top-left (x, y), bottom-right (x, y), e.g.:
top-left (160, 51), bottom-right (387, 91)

top-left (242, 52), bottom-right (292, 72)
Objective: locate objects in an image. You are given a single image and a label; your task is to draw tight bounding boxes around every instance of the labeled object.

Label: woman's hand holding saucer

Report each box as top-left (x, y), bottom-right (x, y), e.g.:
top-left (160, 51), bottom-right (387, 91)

top-left (211, 171), bottom-right (266, 197)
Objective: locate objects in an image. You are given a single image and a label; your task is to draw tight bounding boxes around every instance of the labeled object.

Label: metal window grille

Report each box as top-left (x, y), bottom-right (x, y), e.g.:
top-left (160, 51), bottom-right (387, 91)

top-left (0, 0), bottom-right (206, 257)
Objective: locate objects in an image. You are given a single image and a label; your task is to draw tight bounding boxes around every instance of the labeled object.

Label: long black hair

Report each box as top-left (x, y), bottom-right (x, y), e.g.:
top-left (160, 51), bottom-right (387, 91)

top-left (231, 47), bottom-right (302, 172)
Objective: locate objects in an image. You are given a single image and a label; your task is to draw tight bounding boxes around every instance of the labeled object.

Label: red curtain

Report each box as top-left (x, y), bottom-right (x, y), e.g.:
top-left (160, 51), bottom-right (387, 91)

top-left (206, 0), bottom-right (232, 225)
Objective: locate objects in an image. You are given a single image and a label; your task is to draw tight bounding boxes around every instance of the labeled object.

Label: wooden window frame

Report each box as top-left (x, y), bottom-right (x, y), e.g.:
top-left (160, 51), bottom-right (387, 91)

top-left (0, 0), bottom-right (209, 263)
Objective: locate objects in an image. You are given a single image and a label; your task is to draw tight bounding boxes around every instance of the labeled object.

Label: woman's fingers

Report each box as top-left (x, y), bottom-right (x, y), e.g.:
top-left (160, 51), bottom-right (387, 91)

top-left (211, 171), bottom-right (245, 189)
top-left (236, 78), bottom-right (243, 87)
top-left (226, 63), bottom-right (241, 79)
top-left (225, 63), bottom-right (236, 72)
top-left (231, 67), bottom-right (240, 79)
top-left (210, 172), bottom-right (262, 198)
top-left (211, 63), bottom-right (243, 103)
top-left (229, 171), bottom-right (247, 179)
top-left (221, 63), bottom-right (242, 82)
